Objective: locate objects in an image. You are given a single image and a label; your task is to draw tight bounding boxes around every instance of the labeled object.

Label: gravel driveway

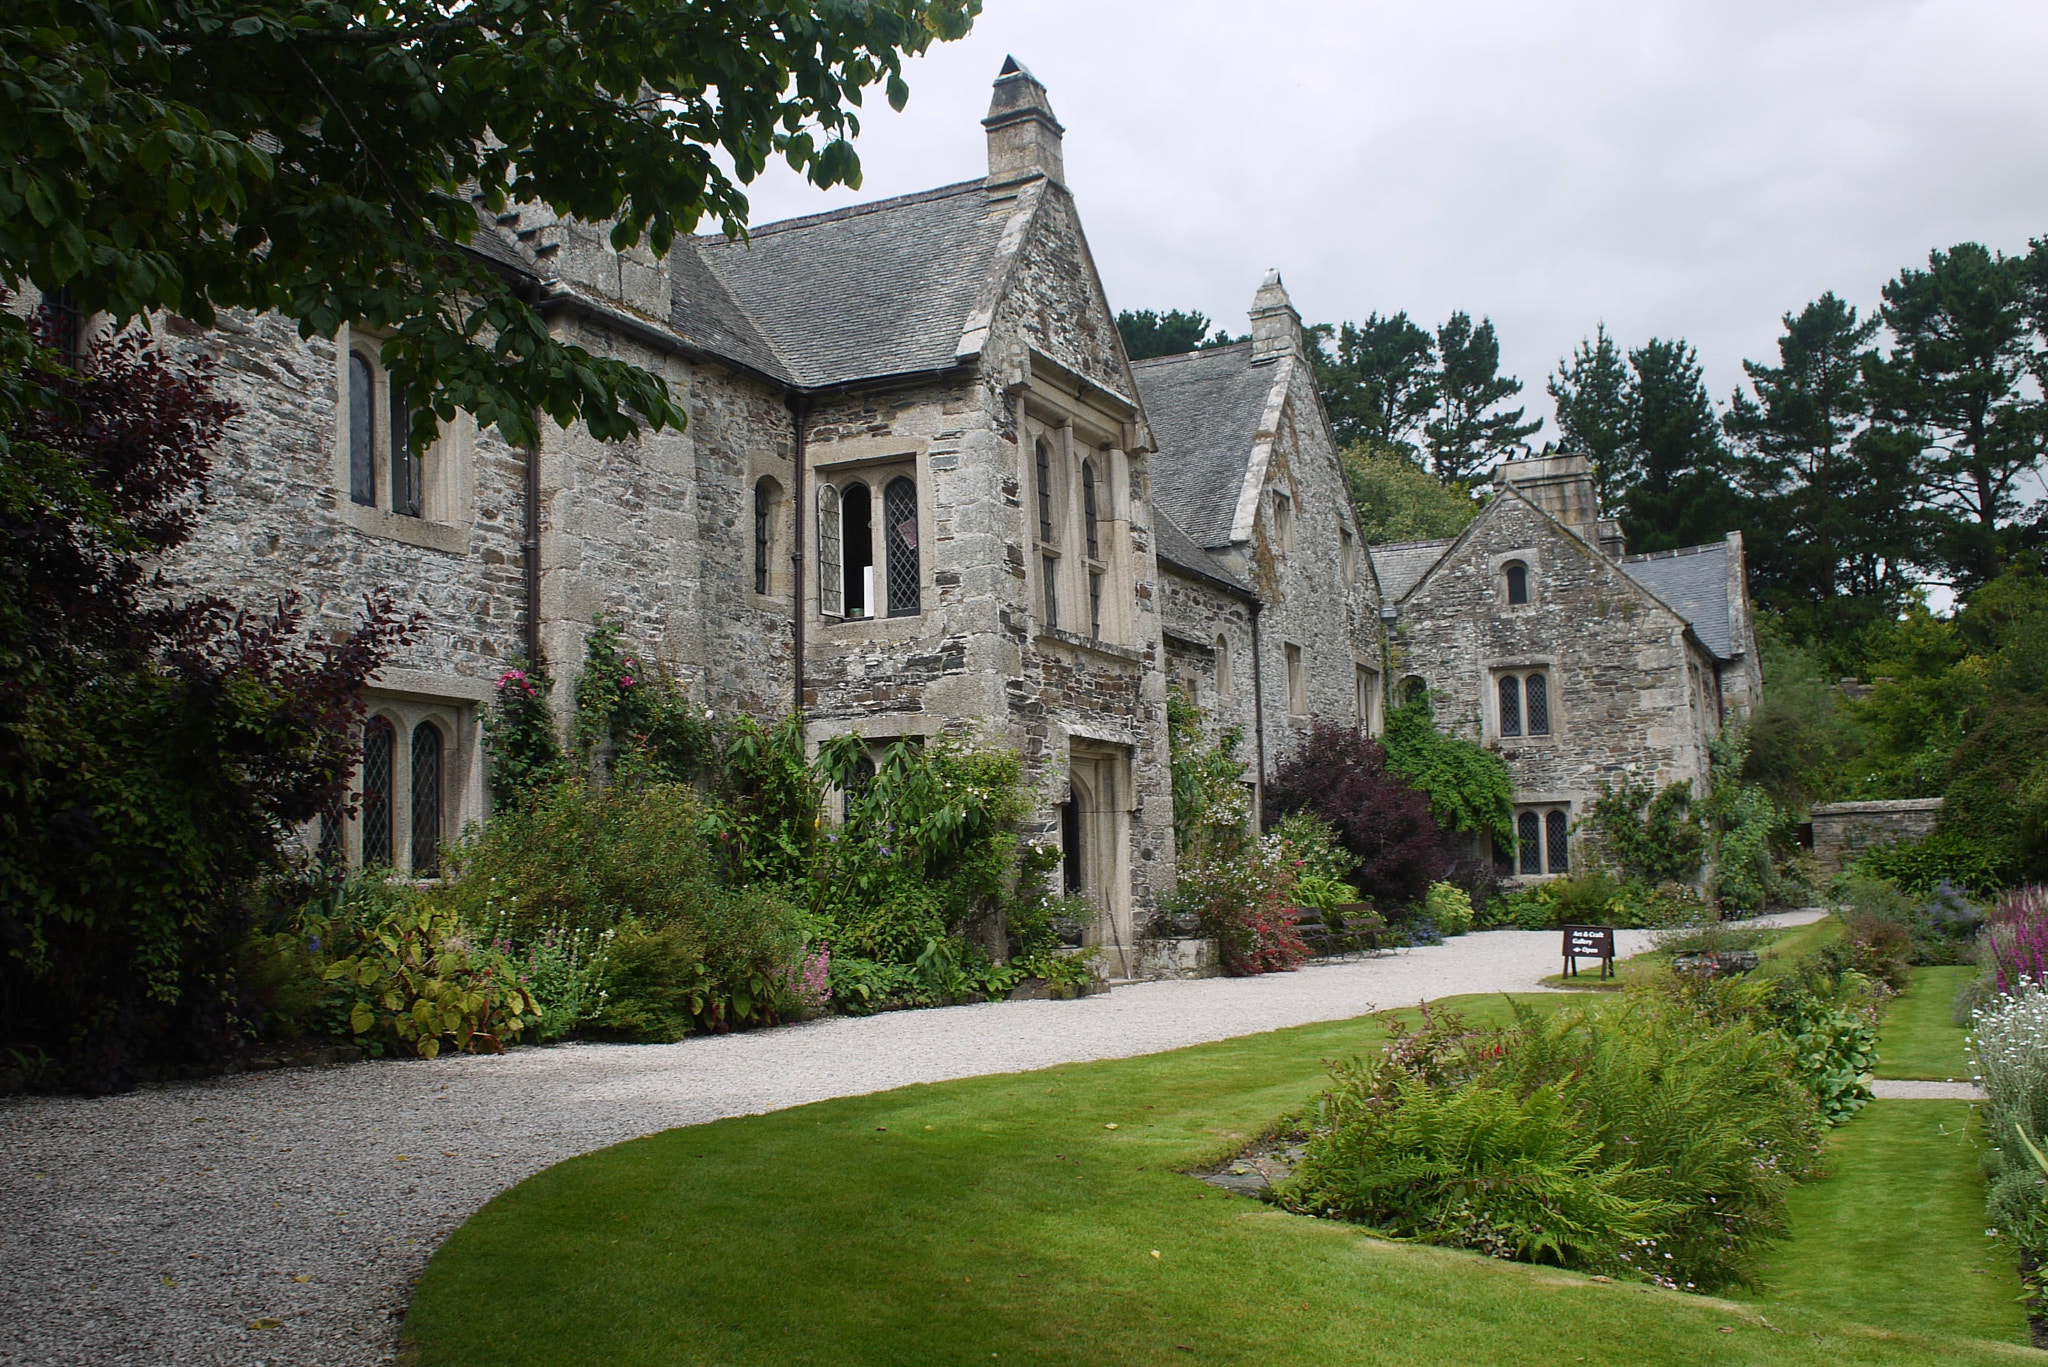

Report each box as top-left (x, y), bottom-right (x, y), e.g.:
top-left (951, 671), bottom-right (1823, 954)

top-left (0, 912), bottom-right (1823, 1367)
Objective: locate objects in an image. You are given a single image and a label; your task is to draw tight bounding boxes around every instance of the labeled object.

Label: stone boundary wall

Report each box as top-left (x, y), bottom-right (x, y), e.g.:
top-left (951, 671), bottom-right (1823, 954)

top-left (1811, 798), bottom-right (1944, 879)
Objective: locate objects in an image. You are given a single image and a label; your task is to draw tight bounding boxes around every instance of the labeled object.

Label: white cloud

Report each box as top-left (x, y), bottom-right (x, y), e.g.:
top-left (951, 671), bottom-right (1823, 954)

top-left (737, 0), bottom-right (2048, 429)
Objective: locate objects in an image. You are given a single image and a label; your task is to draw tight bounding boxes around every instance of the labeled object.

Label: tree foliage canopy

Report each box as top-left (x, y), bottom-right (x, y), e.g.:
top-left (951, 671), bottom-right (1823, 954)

top-left (1115, 308), bottom-right (1240, 362)
top-left (0, 0), bottom-right (979, 449)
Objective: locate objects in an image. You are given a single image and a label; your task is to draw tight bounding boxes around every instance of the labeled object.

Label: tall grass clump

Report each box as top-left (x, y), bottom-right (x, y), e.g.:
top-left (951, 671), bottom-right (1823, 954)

top-left (1279, 979), bottom-right (1823, 1292)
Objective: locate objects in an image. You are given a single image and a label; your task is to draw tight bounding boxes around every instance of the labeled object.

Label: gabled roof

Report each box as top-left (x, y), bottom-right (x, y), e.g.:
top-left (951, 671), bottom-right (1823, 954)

top-left (1620, 542), bottom-right (1736, 659)
top-left (1154, 507), bottom-right (1254, 599)
top-left (1130, 343), bottom-right (1276, 548)
top-left (1368, 538), bottom-right (1456, 603)
top-left (691, 180), bottom-right (1015, 389)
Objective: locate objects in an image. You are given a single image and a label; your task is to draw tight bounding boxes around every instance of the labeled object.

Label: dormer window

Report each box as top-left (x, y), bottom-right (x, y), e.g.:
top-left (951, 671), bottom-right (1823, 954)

top-left (1504, 560), bottom-right (1530, 605)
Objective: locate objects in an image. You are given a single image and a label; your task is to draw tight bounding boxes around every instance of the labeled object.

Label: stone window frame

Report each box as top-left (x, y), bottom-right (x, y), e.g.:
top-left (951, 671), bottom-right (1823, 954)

top-left (1490, 547), bottom-right (1541, 612)
top-left (1284, 641), bottom-right (1307, 717)
top-left (329, 692), bottom-right (474, 876)
top-left (332, 323), bottom-right (476, 554)
top-left (1355, 661), bottom-right (1381, 736)
top-left (813, 453), bottom-right (925, 625)
top-left (1489, 661), bottom-right (1560, 743)
top-left (1270, 487), bottom-right (1294, 555)
top-left (1498, 803), bottom-right (1572, 878)
top-left (1215, 633), bottom-right (1234, 698)
top-left (1022, 410), bottom-right (1130, 646)
top-left (1340, 525), bottom-right (1359, 586)
top-left (752, 474), bottom-right (792, 601)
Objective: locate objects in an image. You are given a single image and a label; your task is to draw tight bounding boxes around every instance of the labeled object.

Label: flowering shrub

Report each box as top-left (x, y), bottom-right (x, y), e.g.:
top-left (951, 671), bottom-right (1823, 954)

top-left (1972, 980), bottom-right (2048, 1262)
top-left (792, 944), bottom-right (831, 1012)
top-left (1423, 882), bottom-right (1475, 936)
top-left (1166, 826), bottom-right (1307, 975)
top-left (484, 663), bottom-right (565, 808)
top-left (1986, 886), bottom-right (2048, 992)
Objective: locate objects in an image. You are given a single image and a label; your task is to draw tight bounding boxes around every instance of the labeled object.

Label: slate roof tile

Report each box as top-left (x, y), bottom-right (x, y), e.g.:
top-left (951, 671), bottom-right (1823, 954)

top-left (1153, 508), bottom-right (1253, 598)
top-left (1131, 344), bottom-right (1274, 549)
top-left (1369, 539), bottom-right (1456, 603)
top-left (1620, 542), bottom-right (1736, 659)
top-left (693, 180), bottom-right (1012, 389)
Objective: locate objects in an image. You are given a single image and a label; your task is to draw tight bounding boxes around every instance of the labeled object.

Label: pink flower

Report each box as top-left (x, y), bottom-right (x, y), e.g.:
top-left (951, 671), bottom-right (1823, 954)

top-left (620, 676), bottom-right (634, 688)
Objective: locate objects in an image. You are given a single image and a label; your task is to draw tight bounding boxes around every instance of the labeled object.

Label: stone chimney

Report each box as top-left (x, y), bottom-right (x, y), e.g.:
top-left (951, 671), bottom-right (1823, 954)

top-left (984, 57), bottom-right (1065, 188)
top-left (1248, 269), bottom-right (1304, 362)
top-left (1493, 453), bottom-right (1607, 548)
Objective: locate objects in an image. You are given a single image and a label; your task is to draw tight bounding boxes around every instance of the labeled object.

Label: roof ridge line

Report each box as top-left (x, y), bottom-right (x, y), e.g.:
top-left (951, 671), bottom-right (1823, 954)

top-left (1621, 541), bottom-right (1725, 563)
top-left (681, 238), bottom-right (799, 380)
top-left (701, 179), bottom-right (989, 243)
top-left (1129, 340), bottom-right (1256, 368)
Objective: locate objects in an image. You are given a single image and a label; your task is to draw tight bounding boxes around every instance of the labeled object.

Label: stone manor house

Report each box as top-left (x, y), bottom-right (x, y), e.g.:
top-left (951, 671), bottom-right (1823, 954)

top-left (44, 60), bottom-right (1757, 973)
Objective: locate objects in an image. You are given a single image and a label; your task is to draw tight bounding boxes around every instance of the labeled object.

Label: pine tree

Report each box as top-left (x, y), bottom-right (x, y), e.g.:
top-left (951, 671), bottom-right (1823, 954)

top-left (1426, 312), bottom-right (1541, 484)
top-left (1547, 325), bottom-right (1634, 510)
top-left (1620, 338), bottom-right (1740, 553)
top-left (1872, 242), bottom-right (2046, 587)
top-left (1724, 294), bottom-right (1922, 629)
top-left (1306, 313), bottom-right (1439, 454)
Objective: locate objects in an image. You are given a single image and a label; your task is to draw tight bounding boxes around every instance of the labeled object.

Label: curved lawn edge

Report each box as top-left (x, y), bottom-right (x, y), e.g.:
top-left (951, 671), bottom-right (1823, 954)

top-left (402, 995), bottom-right (2028, 1367)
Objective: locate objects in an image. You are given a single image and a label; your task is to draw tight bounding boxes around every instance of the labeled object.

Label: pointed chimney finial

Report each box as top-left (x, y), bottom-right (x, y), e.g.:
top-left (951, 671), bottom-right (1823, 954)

top-left (1248, 269), bottom-right (1303, 361)
top-left (984, 57), bottom-right (1065, 188)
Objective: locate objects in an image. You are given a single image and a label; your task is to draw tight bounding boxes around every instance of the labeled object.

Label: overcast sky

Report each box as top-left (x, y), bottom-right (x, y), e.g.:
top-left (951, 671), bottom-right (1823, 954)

top-left (735, 0), bottom-right (2048, 438)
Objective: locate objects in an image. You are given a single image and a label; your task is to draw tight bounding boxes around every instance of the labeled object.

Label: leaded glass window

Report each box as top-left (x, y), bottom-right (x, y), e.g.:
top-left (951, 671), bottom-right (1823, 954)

top-left (361, 717), bottom-right (395, 865)
top-left (1498, 674), bottom-right (1522, 737)
top-left (1035, 439), bottom-right (1054, 544)
top-left (817, 484), bottom-right (843, 617)
top-left (1088, 570), bottom-right (1103, 638)
top-left (754, 480), bottom-right (773, 595)
top-left (390, 375), bottom-right (422, 517)
top-left (1082, 460), bottom-right (1099, 559)
top-left (884, 476), bottom-right (920, 617)
top-left (1042, 553), bottom-right (1059, 629)
top-left (1545, 809), bottom-right (1570, 874)
top-left (411, 722), bottom-right (442, 875)
top-left (349, 353), bottom-right (377, 507)
top-left (1517, 810), bottom-right (1541, 875)
top-left (1526, 672), bottom-right (1551, 736)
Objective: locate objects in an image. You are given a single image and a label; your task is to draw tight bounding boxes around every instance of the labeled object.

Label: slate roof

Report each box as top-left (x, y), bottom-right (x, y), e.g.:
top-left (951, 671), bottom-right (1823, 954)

top-left (1620, 541), bottom-right (1736, 659)
top-left (1153, 508), bottom-right (1253, 598)
top-left (691, 180), bottom-right (1011, 389)
top-left (1131, 343), bottom-right (1276, 549)
top-left (1369, 539), bottom-right (1456, 603)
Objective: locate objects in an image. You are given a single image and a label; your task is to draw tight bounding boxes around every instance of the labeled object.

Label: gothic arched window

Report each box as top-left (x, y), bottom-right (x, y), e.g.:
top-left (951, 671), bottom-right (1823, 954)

top-left (1082, 459), bottom-right (1100, 559)
top-left (348, 352), bottom-right (377, 508)
top-left (411, 721), bottom-right (443, 876)
top-left (753, 478), bottom-right (778, 596)
top-left (841, 482), bottom-right (873, 618)
top-left (1035, 438), bottom-right (1055, 545)
top-left (1545, 809), bottom-right (1570, 874)
top-left (1498, 674), bottom-right (1522, 737)
top-left (1504, 560), bottom-right (1529, 605)
top-left (360, 716), bottom-right (395, 866)
top-left (884, 476), bottom-right (920, 617)
top-left (1517, 810), bottom-right (1542, 876)
top-left (1525, 672), bottom-right (1551, 735)
top-left (817, 483), bottom-right (843, 617)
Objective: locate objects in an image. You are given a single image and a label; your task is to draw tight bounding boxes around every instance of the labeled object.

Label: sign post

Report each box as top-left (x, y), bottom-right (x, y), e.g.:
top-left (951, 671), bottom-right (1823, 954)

top-left (1562, 924), bottom-right (1616, 980)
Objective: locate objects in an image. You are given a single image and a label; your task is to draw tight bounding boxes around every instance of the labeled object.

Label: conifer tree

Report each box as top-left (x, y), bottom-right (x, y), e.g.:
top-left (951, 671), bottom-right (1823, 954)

top-left (1307, 313), bottom-right (1439, 454)
top-left (1547, 324), bottom-right (1633, 510)
top-left (1426, 312), bottom-right (1541, 484)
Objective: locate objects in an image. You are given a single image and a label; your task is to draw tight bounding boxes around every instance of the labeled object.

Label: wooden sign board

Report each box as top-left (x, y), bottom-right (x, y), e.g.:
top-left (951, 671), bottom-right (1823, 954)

top-left (1562, 924), bottom-right (1616, 980)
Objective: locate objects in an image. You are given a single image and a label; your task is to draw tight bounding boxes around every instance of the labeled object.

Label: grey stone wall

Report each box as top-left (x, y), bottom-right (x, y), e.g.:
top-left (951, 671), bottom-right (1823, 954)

top-left (1388, 492), bottom-right (1724, 864)
top-left (1812, 798), bottom-right (1944, 879)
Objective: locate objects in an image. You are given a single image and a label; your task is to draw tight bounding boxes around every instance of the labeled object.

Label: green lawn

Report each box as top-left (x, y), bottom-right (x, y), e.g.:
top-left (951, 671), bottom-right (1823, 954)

top-left (1878, 965), bottom-right (1978, 1080)
top-left (1541, 914), bottom-right (1844, 994)
top-left (1742, 1101), bottom-right (2022, 1342)
top-left (403, 993), bottom-right (2029, 1367)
